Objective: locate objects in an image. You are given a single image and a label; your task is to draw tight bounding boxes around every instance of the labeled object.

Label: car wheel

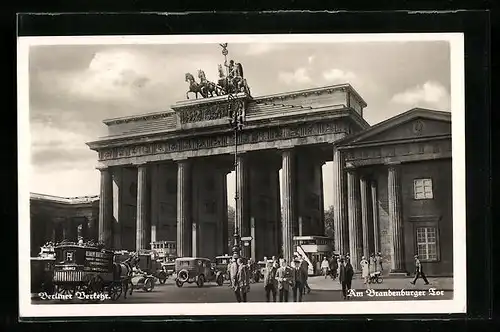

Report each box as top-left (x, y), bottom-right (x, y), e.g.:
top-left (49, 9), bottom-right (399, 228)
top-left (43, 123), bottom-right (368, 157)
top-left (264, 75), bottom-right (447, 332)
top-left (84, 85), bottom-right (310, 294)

top-left (175, 279), bottom-right (183, 288)
top-left (216, 273), bottom-right (224, 286)
top-left (196, 275), bottom-right (205, 288)
top-left (143, 278), bottom-right (154, 292)
top-left (158, 272), bottom-right (167, 284)
top-left (377, 277), bottom-right (383, 284)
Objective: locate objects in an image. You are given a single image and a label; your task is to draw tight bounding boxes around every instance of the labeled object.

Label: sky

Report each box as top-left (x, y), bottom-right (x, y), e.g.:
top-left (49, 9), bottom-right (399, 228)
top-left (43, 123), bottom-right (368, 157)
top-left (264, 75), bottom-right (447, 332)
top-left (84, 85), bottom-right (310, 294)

top-left (27, 40), bottom-right (451, 207)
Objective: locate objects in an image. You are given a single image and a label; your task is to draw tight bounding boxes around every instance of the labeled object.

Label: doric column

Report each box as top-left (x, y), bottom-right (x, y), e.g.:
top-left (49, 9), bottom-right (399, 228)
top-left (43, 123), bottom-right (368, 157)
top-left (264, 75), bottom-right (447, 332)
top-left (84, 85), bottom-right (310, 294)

top-left (98, 167), bottom-right (113, 247)
top-left (319, 162), bottom-right (326, 234)
top-left (298, 216), bottom-right (303, 236)
top-left (371, 181), bottom-right (380, 254)
top-left (150, 164), bottom-right (160, 244)
top-left (388, 165), bottom-right (406, 273)
top-left (112, 168), bottom-right (122, 249)
top-left (235, 154), bottom-right (247, 237)
top-left (360, 176), bottom-right (371, 258)
top-left (136, 164), bottom-right (149, 251)
top-left (192, 222), bottom-right (198, 257)
top-left (176, 160), bottom-right (191, 257)
top-left (281, 149), bottom-right (296, 264)
top-left (222, 171), bottom-right (229, 255)
top-left (250, 217), bottom-right (256, 261)
top-left (332, 148), bottom-right (348, 255)
top-left (347, 170), bottom-right (362, 271)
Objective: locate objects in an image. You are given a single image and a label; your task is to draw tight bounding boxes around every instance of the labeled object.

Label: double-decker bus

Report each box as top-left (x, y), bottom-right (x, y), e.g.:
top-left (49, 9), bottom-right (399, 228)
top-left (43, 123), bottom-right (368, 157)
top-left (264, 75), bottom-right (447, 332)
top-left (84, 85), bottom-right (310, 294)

top-left (150, 240), bottom-right (177, 262)
top-left (293, 236), bottom-right (336, 275)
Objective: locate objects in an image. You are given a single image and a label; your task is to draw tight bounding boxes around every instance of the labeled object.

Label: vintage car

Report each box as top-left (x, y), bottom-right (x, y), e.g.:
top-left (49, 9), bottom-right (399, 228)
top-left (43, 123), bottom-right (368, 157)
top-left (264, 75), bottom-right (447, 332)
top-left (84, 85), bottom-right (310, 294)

top-left (213, 255), bottom-right (232, 283)
top-left (174, 257), bottom-right (224, 288)
top-left (162, 261), bottom-right (176, 278)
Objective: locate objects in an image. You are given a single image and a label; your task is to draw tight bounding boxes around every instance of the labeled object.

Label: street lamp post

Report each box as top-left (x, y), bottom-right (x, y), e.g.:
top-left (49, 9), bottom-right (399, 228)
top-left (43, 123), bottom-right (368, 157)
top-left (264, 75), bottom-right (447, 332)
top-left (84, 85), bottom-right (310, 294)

top-left (221, 43), bottom-right (246, 259)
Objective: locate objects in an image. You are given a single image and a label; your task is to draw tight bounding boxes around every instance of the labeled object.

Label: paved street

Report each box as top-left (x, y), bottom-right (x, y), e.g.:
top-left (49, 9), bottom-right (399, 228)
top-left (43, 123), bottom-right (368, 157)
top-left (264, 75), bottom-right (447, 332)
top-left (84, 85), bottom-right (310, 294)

top-left (33, 276), bottom-right (453, 304)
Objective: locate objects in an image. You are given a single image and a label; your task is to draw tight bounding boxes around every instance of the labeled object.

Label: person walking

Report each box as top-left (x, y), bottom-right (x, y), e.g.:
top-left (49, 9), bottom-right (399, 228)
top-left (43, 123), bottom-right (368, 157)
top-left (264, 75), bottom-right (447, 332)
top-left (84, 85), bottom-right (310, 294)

top-left (410, 254), bottom-right (430, 285)
top-left (292, 258), bottom-right (306, 302)
top-left (229, 255), bottom-right (241, 302)
top-left (237, 257), bottom-right (250, 302)
top-left (369, 253), bottom-right (376, 274)
top-left (339, 258), bottom-right (354, 300)
top-left (263, 259), bottom-right (278, 302)
top-left (276, 259), bottom-right (294, 302)
top-left (321, 257), bottom-right (330, 279)
top-left (360, 256), bottom-right (369, 285)
top-left (330, 255), bottom-right (338, 279)
top-left (376, 252), bottom-right (383, 273)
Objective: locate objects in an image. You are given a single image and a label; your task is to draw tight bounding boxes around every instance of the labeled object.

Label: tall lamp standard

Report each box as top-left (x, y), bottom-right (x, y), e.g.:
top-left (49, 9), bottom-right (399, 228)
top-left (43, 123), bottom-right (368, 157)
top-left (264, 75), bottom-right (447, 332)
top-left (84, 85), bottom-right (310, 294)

top-left (220, 43), bottom-right (246, 259)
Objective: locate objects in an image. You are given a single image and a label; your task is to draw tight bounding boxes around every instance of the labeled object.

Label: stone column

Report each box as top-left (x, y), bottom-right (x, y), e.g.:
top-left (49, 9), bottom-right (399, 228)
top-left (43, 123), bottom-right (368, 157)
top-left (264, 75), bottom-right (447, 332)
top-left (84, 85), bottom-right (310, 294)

top-left (281, 149), bottom-right (296, 264)
top-left (222, 172), bottom-right (229, 255)
top-left (150, 164), bottom-right (160, 244)
top-left (192, 222), bottom-right (198, 257)
top-left (298, 216), bottom-right (303, 236)
top-left (177, 160), bottom-right (191, 257)
top-left (98, 167), bottom-right (113, 247)
top-left (371, 181), bottom-right (380, 254)
top-left (136, 164), bottom-right (149, 251)
top-left (236, 154), bottom-right (247, 238)
top-left (360, 176), bottom-right (371, 258)
top-left (112, 169), bottom-right (122, 249)
top-left (86, 216), bottom-right (96, 242)
top-left (347, 170), bottom-right (362, 271)
top-left (388, 165), bottom-right (406, 273)
top-left (250, 217), bottom-right (256, 261)
top-left (319, 163), bottom-right (326, 234)
top-left (332, 148), bottom-right (348, 255)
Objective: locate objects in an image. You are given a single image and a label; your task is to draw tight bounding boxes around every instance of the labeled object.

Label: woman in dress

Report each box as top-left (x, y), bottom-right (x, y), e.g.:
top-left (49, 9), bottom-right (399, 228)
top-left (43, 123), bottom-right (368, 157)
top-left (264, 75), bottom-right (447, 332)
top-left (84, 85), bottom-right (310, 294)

top-left (360, 256), bottom-right (370, 285)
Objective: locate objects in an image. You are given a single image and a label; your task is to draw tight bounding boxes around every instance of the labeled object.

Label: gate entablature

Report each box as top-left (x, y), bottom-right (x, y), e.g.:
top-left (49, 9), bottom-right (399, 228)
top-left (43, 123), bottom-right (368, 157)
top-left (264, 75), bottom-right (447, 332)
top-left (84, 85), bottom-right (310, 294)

top-left (86, 84), bottom-right (369, 167)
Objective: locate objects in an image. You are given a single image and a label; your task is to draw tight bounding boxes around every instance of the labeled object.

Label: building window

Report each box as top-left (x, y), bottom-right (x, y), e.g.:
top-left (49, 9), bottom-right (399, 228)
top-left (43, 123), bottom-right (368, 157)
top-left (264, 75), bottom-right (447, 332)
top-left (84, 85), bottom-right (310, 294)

top-left (413, 178), bottom-right (433, 200)
top-left (416, 227), bottom-right (438, 261)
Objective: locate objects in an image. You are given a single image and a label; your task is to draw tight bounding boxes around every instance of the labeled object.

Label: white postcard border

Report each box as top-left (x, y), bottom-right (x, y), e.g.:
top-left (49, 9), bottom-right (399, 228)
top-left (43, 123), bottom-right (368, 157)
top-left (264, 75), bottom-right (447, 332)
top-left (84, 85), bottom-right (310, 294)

top-left (18, 33), bottom-right (466, 317)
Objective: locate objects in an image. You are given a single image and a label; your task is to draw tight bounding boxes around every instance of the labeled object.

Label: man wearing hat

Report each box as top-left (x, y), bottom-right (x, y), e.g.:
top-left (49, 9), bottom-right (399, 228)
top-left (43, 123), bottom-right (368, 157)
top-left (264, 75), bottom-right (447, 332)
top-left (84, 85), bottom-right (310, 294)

top-left (229, 254), bottom-right (242, 302)
top-left (339, 257), bottom-right (354, 300)
top-left (275, 258), bottom-right (294, 302)
top-left (410, 254), bottom-right (430, 285)
top-left (292, 257), bottom-right (307, 302)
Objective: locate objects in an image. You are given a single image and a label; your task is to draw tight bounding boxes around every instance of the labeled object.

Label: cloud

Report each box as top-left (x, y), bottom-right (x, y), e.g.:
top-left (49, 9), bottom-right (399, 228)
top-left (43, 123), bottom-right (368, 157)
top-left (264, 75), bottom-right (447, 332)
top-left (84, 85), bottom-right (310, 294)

top-left (278, 68), bottom-right (312, 85)
top-left (244, 43), bottom-right (278, 56)
top-left (30, 122), bottom-right (97, 168)
top-left (390, 81), bottom-right (451, 110)
top-left (322, 68), bottom-right (356, 83)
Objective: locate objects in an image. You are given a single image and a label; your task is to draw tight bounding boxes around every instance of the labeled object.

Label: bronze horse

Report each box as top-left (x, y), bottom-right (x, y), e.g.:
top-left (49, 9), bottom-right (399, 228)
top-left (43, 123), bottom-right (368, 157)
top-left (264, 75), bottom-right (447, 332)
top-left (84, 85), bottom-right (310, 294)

top-left (198, 69), bottom-right (221, 98)
top-left (185, 73), bottom-right (204, 99)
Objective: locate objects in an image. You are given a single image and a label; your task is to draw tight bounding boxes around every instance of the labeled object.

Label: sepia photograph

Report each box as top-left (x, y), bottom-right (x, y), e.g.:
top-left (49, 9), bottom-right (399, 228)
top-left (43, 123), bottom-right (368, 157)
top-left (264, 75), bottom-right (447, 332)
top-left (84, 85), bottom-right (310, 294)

top-left (18, 33), bottom-right (466, 317)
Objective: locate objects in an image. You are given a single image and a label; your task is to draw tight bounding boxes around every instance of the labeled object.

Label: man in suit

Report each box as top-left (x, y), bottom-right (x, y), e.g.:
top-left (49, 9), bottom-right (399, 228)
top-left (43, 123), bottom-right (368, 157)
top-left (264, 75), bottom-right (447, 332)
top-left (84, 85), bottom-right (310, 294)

top-left (339, 258), bottom-right (354, 300)
top-left (263, 258), bottom-right (278, 302)
top-left (229, 255), bottom-right (241, 302)
top-left (275, 259), bottom-right (294, 302)
top-left (292, 258), bottom-right (307, 302)
top-left (237, 257), bottom-right (250, 302)
top-left (410, 254), bottom-right (430, 285)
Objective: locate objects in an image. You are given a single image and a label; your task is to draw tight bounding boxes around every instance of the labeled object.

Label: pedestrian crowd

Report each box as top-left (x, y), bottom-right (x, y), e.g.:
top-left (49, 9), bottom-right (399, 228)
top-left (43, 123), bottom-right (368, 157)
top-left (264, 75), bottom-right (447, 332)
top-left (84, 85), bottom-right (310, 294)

top-left (227, 251), bottom-right (429, 302)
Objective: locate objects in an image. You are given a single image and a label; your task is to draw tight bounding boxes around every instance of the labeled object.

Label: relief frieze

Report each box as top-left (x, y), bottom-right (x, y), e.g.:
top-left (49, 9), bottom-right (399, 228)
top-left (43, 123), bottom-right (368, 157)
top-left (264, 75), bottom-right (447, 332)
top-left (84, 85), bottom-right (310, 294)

top-left (98, 121), bottom-right (346, 161)
top-left (178, 102), bottom-right (231, 124)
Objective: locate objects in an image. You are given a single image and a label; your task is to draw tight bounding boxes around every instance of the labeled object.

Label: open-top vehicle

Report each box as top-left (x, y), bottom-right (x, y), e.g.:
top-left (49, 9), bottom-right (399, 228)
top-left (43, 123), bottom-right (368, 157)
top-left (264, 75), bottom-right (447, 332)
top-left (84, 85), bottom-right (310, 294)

top-left (174, 257), bottom-right (224, 288)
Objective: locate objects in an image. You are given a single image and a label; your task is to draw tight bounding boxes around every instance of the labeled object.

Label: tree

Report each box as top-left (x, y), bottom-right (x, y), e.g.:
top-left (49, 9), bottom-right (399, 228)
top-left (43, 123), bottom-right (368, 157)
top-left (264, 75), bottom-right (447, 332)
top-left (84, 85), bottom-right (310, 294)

top-left (324, 205), bottom-right (335, 239)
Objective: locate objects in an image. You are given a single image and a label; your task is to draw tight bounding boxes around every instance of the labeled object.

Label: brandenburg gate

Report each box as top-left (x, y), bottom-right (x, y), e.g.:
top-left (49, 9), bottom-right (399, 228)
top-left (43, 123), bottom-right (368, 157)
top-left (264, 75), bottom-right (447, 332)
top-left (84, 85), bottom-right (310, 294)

top-left (87, 85), bottom-right (368, 264)
top-left (86, 49), bottom-right (369, 264)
